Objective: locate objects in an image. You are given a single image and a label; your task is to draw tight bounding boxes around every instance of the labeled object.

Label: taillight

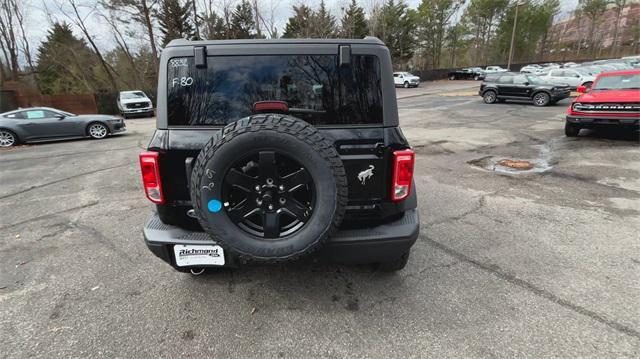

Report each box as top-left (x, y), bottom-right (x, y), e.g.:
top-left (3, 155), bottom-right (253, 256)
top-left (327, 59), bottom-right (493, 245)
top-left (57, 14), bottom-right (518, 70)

top-left (391, 149), bottom-right (415, 202)
top-left (139, 152), bottom-right (164, 204)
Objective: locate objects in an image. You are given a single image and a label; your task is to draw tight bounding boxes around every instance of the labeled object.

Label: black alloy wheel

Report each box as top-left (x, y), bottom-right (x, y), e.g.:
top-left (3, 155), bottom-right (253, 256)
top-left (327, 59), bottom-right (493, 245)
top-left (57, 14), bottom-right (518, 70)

top-left (190, 114), bottom-right (347, 262)
top-left (222, 151), bottom-right (315, 239)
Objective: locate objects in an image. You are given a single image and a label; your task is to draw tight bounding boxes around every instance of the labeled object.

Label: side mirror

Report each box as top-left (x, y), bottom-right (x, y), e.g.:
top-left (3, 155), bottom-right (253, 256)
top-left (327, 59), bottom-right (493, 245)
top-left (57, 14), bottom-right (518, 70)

top-left (523, 82), bottom-right (529, 86)
top-left (55, 114), bottom-right (65, 120)
top-left (576, 85), bottom-right (587, 93)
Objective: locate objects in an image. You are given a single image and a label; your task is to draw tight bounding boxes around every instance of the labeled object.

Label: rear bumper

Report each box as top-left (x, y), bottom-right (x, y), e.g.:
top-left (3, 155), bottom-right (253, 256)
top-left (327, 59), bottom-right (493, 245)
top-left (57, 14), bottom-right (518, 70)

top-left (122, 108), bottom-right (154, 115)
top-left (143, 209), bottom-right (420, 269)
top-left (111, 122), bottom-right (126, 133)
top-left (566, 115), bottom-right (639, 127)
top-left (551, 91), bottom-right (570, 100)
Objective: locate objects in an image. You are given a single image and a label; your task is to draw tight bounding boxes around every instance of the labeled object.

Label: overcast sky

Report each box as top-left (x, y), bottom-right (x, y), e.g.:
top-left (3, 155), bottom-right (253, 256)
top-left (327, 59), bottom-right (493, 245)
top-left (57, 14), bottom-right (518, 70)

top-left (23, 0), bottom-right (579, 58)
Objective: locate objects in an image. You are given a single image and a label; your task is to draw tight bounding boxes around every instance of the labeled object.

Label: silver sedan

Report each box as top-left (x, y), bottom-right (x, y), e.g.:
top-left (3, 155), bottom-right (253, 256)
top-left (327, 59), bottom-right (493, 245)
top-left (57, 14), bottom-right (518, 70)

top-left (0, 107), bottom-right (126, 147)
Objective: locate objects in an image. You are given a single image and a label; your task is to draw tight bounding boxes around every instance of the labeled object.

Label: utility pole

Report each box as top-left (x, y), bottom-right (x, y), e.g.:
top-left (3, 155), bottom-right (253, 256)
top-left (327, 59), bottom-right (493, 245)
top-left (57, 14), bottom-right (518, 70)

top-left (507, 1), bottom-right (526, 70)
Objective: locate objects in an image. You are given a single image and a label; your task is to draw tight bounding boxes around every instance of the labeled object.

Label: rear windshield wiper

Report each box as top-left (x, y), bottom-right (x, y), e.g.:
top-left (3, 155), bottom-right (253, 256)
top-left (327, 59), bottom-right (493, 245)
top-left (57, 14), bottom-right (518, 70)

top-left (289, 108), bottom-right (327, 114)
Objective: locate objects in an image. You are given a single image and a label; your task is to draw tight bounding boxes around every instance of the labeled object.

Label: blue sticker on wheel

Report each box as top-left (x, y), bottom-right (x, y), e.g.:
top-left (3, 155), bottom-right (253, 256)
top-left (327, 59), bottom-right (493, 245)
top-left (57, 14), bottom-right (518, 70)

top-left (207, 199), bottom-right (222, 213)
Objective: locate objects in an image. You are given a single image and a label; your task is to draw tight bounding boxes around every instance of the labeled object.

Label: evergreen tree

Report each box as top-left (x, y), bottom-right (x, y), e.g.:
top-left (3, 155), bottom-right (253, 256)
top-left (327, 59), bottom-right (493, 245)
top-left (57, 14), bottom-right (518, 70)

top-left (462, 0), bottom-right (508, 65)
top-left (312, 0), bottom-right (337, 38)
top-left (445, 23), bottom-right (467, 67)
top-left (282, 5), bottom-right (314, 38)
top-left (340, 0), bottom-right (369, 39)
top-left (201, 11), bottom-right (227, 40)
top-left (493, 0), bottom-right (559, 64)
top-left (416, 0), bottom-right (463, 68)
top-left (371, 0), bottom-right (417, 66)
top-left (230, 0), bottom-right (256, 39)
top-left (36, 22), bottom-right (100, 94)
top-left (157, 0), bottom-right (195, 47)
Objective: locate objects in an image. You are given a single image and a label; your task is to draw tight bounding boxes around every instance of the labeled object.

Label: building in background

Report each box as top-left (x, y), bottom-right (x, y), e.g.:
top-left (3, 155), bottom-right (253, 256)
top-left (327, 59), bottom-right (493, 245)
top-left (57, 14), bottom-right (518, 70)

top-left (550, 0), bottom-right (640, 57)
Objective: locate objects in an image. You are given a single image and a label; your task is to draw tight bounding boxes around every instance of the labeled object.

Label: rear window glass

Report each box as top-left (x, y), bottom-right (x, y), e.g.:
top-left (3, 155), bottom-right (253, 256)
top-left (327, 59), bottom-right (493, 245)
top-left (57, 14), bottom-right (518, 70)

top-left (167, 55), bottom-right (383, 126)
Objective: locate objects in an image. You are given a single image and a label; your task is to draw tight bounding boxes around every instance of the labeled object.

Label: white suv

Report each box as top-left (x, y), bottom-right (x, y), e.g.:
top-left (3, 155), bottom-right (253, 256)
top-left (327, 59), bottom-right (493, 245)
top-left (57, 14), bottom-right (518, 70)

top-left (484, 66), bottom-right (508, 73)
top-left (539, 69), bottom-right (595, 90)
top-left (393, 72), bottom-right (421, 88)
top-left (117, 91), bottom-right (154, 119)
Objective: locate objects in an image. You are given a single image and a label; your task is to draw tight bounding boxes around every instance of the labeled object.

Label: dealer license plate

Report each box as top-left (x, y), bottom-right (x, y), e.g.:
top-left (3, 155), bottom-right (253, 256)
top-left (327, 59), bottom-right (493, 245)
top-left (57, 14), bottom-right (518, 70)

top-left (173, 245), bottom-right (225, 267)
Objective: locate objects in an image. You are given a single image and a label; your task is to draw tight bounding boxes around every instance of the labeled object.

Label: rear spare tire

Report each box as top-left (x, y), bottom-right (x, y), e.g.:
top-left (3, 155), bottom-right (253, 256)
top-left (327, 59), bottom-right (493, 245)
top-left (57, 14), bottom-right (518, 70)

top-left (190, 115), bottom-right (348, 263)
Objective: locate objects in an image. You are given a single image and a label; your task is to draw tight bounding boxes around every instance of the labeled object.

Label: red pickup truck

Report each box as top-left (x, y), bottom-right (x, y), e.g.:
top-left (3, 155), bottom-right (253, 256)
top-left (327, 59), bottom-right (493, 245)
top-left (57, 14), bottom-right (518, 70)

top-left (565, 69), bottom-right (640, 137)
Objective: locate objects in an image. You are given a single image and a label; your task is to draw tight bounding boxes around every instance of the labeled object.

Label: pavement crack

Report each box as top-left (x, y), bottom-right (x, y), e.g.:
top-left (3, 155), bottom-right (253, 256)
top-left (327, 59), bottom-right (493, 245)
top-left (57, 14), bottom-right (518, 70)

top-left (0, 201), bottom-right (99, 230)
top-left (37, 223), bottom-right (74, 241)
top-left (0, 146), bottom-right (140, 164)
top-left (0, 163), bottom-right (131, 200)
top-left (72, 222), bottom-right (135, 263)
top-left (426, 192), bottom-right (495, 228)
top-left (423, 234), bottom-right (640, 340)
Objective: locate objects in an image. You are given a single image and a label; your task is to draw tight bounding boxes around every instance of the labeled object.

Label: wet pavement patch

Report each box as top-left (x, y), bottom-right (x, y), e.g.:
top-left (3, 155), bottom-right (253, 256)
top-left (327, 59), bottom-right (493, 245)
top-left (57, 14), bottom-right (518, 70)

top-left (468, 156), bottom-right (552, 174)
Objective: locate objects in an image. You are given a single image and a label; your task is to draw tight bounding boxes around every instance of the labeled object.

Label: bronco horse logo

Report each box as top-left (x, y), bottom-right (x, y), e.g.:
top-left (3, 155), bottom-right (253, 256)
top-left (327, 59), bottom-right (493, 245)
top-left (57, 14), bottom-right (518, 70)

top-left (357, 165), bottom-right (375, 185)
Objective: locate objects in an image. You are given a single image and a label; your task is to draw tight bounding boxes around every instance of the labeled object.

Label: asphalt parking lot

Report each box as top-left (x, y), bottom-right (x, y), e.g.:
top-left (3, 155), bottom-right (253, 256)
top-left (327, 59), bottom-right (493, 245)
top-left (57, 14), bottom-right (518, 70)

top-left (1, 81), bottom-right (639, 358)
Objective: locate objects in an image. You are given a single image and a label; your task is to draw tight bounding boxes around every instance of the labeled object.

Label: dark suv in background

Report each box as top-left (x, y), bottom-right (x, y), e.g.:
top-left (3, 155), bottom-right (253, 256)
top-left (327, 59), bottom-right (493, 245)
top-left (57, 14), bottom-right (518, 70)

top-left (140, 38), bottom-right (420, 274)
top-left (479, 73), bottom-right (571, 106)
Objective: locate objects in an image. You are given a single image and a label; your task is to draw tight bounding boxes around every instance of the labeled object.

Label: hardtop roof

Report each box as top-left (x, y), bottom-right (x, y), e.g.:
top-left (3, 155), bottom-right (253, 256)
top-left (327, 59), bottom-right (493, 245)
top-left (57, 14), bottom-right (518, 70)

top-left (596, 69), bottom-right (640, 77)
top-left (165, 37), bottom-right (385, 48)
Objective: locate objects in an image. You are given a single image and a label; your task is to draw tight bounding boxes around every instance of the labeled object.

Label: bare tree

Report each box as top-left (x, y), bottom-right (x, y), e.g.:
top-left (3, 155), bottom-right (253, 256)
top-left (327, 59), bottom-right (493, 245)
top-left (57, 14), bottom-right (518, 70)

top-left (580, 0), bottom-right (608, 56)
top-left (251, 0), bottom-right (261, 37)
top-left (0, 0), bottom-right (20, 80)
top-left (101, 0), bottom-right (159, 71)
top-left (99, 8), bottom-right (141, 88)
top-left (12, 0), bottom-right (36, 74)
top-left (256, 0), bottom-right (282, 38)
top-left (191, 0), bottom-right (200, 39)
top-left (610, 0), bottom-right (626, 56)
top-left (218, 0), bottom-right (237, 36)
top-left (53, 0), bottom-right (119, 91)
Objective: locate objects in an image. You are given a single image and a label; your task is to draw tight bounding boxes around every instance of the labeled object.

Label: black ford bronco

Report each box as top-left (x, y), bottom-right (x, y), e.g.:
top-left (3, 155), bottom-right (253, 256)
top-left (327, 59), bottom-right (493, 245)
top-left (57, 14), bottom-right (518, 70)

top-left (140, 37), bottom-right (419, 273)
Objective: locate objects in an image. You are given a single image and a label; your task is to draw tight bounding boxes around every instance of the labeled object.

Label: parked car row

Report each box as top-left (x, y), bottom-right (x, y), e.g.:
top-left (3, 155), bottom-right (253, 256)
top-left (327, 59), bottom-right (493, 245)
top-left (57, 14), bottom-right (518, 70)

top-left (448, 66), bottom-right (508, 80)
top-left (448, 56), bottom-right (640, 85)
top-left (520, 57), bottom-right (639, 89)
top-left (477, 68), bottom-right (639, 137)
top-left (0, 89), bottom-right (156, 148)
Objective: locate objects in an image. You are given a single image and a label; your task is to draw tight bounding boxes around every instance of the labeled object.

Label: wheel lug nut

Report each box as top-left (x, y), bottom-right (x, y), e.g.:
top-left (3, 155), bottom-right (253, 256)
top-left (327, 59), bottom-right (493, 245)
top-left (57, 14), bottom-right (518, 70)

top-left (266, 178), bottom-right (274, 185)
top-left (268, 204), bottom-right (274, 210)
top-left (255, 185), bottom-right (261, 191)
top-left (279, 198), bottom-right (286, 204)
top-left (279, 185), bottom-right (285, 191)
top-left (256, 198), bottom-right (262, 205)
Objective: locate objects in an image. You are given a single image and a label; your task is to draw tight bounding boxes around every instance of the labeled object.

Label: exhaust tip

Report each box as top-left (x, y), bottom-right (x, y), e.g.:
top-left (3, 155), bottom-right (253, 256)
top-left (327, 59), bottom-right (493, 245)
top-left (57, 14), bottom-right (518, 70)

top-left (190, 268), bottom-right (205, 276)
